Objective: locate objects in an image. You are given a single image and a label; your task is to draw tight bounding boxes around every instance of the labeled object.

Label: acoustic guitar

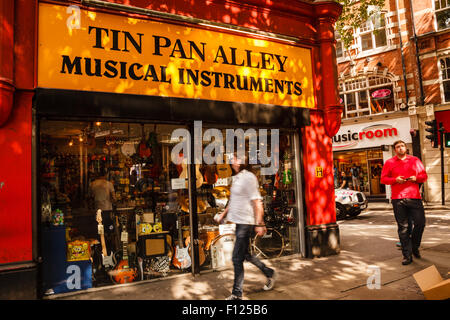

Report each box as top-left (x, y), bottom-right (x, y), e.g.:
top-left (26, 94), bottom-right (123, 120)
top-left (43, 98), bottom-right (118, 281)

top-left (172, 214), bottom-right (191, 270)
top-left (185, 235), bottom-right (206, 267)
top-left (179, 160), bottom-right (204, 189)
top-left (111, 215), bottom-right (138, 284)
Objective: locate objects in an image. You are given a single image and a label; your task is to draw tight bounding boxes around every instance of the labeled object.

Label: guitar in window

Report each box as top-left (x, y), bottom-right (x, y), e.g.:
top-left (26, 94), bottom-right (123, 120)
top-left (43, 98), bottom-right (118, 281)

top-left (111, 214), bottom-right (138, 284)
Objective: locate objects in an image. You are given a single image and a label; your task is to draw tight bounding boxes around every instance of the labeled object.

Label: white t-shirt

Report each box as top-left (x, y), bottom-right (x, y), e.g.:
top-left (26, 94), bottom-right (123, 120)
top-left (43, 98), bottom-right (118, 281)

top-left (90, 179), bottom-right (115, 211)
top-left (226, 170), bottom-right (262, 225)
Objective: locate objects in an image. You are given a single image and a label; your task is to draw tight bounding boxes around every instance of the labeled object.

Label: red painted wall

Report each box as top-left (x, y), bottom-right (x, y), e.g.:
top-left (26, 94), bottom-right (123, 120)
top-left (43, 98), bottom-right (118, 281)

top-left (0, 0), bottom-right (36, 264)
top-left (0, 93), bottom-right (33, 263)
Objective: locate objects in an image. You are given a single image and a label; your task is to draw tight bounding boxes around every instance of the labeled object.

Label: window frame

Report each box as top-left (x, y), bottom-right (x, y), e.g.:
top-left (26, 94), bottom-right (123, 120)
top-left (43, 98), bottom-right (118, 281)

top-left (439, 55), bottom-right (450, 103)
top-left (356, 12), bottom-right (388, 54)
top-left (435, 0), bottom-right (450, 31)
top-left (339, 75), bottom-right (398, 120)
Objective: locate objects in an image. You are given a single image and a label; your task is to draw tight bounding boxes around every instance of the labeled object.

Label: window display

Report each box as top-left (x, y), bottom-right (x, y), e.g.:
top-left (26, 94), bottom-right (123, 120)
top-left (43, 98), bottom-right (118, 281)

top-left (39, 120), bottom-right (301, 293)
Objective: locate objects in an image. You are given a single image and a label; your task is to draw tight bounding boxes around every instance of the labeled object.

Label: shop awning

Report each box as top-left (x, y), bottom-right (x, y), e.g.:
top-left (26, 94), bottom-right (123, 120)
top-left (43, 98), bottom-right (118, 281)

top-left (33, 88), bottom-right (310, 128)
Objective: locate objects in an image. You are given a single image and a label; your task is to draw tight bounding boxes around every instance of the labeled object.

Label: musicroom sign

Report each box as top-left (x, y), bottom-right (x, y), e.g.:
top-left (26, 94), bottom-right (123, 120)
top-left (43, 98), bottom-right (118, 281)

top-left (37, 3), bottom-right (315, 108)
top-left (332, 117), bottom-right (412, 151)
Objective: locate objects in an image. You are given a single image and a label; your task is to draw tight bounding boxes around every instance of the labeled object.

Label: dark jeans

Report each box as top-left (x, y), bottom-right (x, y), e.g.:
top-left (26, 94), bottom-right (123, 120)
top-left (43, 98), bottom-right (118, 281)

top-left (232, 224), bottom-right (274, 297)
top-left (392, 198), bottom-right (426, 259)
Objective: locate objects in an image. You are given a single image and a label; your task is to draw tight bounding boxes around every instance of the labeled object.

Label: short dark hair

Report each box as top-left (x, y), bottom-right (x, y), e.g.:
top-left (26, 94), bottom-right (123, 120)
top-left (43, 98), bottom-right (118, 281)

top-left (393, 140), bottom-right (406, 148)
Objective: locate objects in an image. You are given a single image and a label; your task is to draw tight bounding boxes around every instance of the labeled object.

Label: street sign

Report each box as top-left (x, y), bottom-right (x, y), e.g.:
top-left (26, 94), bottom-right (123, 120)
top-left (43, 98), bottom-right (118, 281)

top-left (315, 167), bottom-right (323, 178)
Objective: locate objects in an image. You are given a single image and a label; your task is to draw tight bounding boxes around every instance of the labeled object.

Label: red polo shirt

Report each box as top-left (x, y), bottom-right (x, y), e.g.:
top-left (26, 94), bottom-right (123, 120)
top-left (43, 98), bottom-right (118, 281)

top-left (380, 155), bottom-right (427, 199)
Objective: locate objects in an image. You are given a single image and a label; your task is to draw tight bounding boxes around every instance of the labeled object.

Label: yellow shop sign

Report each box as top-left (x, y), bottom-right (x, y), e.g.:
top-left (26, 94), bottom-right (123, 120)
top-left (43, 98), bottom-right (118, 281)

top-left (38, 3), bottom-right (315, 108)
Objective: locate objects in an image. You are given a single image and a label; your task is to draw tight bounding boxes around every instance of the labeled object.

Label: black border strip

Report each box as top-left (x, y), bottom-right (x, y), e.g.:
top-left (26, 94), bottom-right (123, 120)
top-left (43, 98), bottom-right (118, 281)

top-left (33, 88), bottom-right (310, 128)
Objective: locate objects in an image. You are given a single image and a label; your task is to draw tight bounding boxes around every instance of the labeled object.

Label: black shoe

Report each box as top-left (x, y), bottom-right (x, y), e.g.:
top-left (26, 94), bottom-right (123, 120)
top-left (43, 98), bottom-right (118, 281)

top-left (402, 256), bottom-right (413, 265)
top-left (412, 249), bottom-right (421, 259)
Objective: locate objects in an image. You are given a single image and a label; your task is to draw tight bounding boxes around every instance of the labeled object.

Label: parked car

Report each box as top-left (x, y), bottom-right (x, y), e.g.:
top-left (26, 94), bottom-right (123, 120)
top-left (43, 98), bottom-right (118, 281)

top-left (334, 188), bottom-right (368, 220)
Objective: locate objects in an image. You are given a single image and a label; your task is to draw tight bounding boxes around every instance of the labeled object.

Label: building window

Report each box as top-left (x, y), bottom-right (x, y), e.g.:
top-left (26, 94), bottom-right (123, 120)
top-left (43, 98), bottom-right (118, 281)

top-left (336, 32), bottom-right (344, 59)
top-left (339, 75), bottom-right (397, 119)
top-left (435, 0), bottom-right (450, 30)
top-left (357, 13), bottom-right (387, 52)
top-left (440, 56), bottom-right (450, 101)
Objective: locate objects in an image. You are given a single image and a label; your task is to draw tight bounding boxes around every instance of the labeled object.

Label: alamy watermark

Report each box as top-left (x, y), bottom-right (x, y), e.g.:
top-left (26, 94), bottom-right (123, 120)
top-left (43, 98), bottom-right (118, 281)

top-left (170, 121), bottom-right (279, 175)
top-left (366, 265), bottom-right (381, 290)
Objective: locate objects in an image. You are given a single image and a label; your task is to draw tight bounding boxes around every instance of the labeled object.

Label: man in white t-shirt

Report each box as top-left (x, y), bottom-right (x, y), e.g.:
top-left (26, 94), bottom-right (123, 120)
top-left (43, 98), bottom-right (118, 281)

top-left (89, 169), bottom-right (116, 211)
top-left (215, 153), bottom-right (276, 300)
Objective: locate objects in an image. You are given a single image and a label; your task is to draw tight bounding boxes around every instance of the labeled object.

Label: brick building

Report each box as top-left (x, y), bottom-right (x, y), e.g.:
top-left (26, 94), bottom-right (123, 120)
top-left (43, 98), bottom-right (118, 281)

top-left (332, 0), bottom-right (450, 203)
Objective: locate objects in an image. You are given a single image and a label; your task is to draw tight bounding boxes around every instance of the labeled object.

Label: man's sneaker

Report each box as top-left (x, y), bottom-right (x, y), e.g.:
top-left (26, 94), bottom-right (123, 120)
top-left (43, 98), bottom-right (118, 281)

top-left (412, 249), bottom-right (421, 259)
top-left (263, 270), bottom-right (276, 291)
top-left (225, 294), bottom-right (242, 300)
top-left (402, 256), bottom-right (413, 265)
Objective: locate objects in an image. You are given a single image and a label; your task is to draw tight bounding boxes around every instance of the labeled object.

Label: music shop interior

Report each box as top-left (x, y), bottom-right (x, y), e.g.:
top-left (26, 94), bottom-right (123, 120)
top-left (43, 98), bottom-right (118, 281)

top-left (39, 120), bottom-right (302, 294)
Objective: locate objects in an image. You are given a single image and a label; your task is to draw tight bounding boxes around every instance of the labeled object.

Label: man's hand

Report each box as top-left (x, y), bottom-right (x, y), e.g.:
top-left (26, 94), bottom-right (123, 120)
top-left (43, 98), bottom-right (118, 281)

top-left (396, 176), bottom-right (407, 184)
top-left (408, 176), bottom-right (417, 182)
top-left (255, 225), bottom-right (267, 236)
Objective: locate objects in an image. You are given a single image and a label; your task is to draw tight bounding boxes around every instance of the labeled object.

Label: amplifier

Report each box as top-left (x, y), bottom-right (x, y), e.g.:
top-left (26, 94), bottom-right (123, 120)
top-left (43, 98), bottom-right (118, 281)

top-left (138, 232), bottom-right (169, 258)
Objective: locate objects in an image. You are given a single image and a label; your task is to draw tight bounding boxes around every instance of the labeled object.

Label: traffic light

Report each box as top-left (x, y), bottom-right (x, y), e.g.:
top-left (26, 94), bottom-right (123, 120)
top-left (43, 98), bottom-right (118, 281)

top-left (445, 132), bottom-right (450, 148)
top-left (425, 120), bottom-right (438, 148)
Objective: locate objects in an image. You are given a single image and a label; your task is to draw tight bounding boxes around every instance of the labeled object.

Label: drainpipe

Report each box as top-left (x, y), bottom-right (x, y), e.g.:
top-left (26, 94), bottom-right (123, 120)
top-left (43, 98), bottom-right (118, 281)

top-left (409, 0), bottom-right (425, 106)
top-left (0, 0), bottom-right (15, 127)
top-left (395, 0), bottom-right (409, 105)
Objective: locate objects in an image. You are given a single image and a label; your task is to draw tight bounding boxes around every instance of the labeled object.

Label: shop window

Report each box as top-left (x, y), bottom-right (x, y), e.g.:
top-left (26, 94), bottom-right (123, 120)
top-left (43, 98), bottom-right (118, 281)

top-left (39, 120), bottom-right (302, 293)
top-left (357, 13), bottom-right (387, 52)
top-left (439, 56), bottom-right (450, 102)
top-left (435, 0), bottom-right (450, 30)
top-left (339, 75), bottom-right (397, 119)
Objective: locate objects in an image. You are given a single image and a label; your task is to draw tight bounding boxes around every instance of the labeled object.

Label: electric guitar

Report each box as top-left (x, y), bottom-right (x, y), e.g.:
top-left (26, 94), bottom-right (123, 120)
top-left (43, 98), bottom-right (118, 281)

top-left (281, 151), bottom-right (293, 185)
top-left (95, 209), bottom-right (115, 269)
top-left (172, 214), bottom-right (191, 270)
top-left (111, 215), bottom-right (138, 284)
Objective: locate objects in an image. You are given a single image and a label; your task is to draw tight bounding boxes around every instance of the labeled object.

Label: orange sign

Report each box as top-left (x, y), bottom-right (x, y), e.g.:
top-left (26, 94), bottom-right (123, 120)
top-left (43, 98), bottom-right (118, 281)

top-left (38, 3), bottom-right (315, 108)
top-left (315, 167), bottom-right (323, 178)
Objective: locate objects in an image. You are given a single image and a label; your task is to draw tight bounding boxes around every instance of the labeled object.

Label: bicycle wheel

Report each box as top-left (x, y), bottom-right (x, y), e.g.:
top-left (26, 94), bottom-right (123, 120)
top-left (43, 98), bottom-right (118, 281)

top-left (252, 228), bottom-right (284, 259)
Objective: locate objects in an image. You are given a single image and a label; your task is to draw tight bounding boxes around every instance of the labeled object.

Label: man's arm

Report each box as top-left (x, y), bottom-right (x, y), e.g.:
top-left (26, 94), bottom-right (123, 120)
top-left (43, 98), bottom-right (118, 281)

top-left (380, 161), bottom-right (397, 185)
top-left (410, 158), bottom-right (428, 183)
top-left (252, 199), bottom-right (266, 236)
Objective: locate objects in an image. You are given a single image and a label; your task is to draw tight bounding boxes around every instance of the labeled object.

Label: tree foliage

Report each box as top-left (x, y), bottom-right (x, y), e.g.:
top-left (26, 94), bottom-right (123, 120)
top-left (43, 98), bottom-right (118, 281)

top-left (335, 0), bottom-right (386, 50)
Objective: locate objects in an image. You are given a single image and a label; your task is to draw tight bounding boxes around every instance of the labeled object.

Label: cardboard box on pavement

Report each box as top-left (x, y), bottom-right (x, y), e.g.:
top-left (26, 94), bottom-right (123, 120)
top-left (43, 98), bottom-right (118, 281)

top-left (413, 265), bottom-right (450, 300)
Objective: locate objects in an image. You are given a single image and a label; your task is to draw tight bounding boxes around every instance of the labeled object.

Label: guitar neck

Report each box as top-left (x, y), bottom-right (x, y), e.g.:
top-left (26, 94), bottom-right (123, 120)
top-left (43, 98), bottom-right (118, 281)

top-left (123, 242), bottom-right (128, 261)
top-left (177, 215), bottom-right (184, 249)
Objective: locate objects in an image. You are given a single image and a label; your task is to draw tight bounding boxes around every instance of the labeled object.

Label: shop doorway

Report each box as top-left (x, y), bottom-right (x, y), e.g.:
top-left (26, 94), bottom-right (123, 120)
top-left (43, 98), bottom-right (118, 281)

top-left (333, 147), bottom-right (385, 196)
top-left (368, 159), bottom-right (385, 195)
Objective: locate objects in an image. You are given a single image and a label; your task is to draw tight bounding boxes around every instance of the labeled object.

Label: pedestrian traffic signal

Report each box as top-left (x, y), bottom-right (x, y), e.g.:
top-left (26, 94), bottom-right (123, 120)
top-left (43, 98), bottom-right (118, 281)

top-left (425, 120), bottom-right (438, 148)
top-left (445, 132), bottom-right (450, 148)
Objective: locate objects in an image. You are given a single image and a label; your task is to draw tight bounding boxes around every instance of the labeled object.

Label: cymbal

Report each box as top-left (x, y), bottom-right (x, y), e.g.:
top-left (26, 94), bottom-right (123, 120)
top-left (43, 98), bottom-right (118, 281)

top-left (178, 195), bottom-right (207, 213)
top-left (212, 186), bottom-right (230, 199)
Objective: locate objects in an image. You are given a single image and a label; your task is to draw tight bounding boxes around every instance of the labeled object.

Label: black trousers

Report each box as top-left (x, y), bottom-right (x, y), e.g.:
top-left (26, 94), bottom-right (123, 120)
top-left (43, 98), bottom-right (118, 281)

top-left (231, 224), bottom-right (274, 297)
top-left (392, 199), bottom-right (426, 258)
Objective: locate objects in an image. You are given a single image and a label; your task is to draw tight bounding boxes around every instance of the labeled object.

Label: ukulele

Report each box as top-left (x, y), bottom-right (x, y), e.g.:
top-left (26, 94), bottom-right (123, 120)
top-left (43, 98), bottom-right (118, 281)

top-left (172, 214), bottom-right (191, 270)
top-left (111, 215), bottom-right (138, 284)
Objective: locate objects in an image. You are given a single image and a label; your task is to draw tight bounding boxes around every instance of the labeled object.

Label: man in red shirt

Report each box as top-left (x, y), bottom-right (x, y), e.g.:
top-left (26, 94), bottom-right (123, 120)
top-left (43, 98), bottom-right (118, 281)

top-left (381, 140), bottom-right (428, 265)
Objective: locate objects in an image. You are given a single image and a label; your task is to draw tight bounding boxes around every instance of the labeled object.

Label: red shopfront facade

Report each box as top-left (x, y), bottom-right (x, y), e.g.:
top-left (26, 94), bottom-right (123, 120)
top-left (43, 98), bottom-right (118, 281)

top-left (0, 0), bottom-right (342, 299)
